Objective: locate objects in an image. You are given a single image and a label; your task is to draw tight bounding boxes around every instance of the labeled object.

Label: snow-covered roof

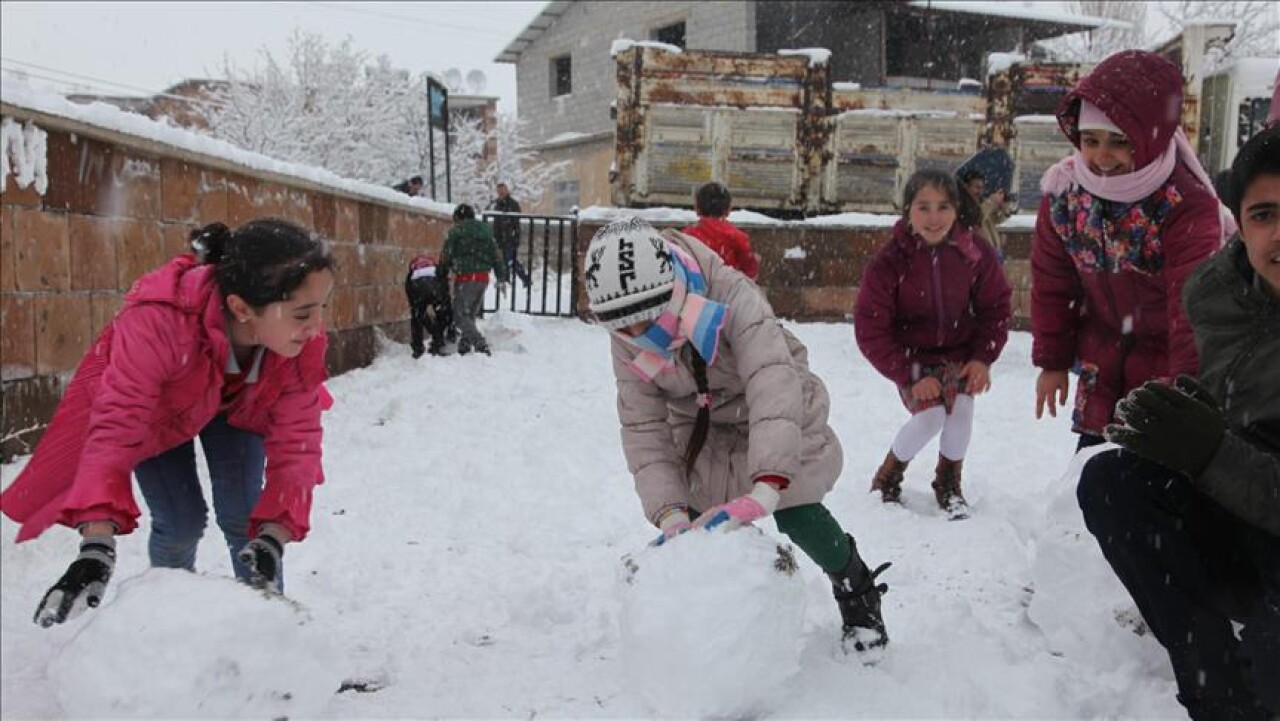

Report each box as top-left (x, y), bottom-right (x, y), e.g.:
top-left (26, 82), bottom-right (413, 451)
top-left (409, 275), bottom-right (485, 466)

top-left (495, 1), bottom-right (573, 64)
top-left (0, 77), bottom-right (455, 215)
top-left (610, 39), bottom-right (683, 57)
top-left (778, 48), bottom-right (831, 68)
top-left (905, 1), bottom-right (1131, 30)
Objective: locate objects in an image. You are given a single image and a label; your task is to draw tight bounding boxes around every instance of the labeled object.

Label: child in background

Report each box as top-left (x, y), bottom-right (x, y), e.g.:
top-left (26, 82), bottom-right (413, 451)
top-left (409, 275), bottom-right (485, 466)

top-left (404, 253), bottom-right (454, 358)
top-left (0, 220), bottom-right (335, 626)
top-left (441, 203), bottom-right (507, 356)
top-left (586, 217), bottom-right (891, 654)
top-left (682, 181), bottom-right (759, 279)
top-left (854, 170), bottom-right (1011, 519)
top-left (1031, 50), bottom-right (1229, 448)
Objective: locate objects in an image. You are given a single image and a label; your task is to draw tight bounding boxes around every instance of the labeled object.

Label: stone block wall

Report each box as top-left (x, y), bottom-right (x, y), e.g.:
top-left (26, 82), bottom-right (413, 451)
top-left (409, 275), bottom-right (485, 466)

top-left (574, 218), bottom-right (1035, 327)
top-left (1, 107), bottom-right (450, 460)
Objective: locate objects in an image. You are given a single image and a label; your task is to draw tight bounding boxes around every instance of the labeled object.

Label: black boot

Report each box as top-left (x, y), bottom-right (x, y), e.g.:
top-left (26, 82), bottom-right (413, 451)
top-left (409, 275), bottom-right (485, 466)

top-left (827, 534), bottom-right (891, 654)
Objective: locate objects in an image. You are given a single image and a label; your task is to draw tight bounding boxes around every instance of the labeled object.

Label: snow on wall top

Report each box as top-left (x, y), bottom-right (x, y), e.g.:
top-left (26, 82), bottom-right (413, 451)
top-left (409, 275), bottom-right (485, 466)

top-left (579, 205), bottom-right (1039, 230)
top-left (0, 77), bottom-right (455, 216)
top-left (611, 39), bottom-right (683, 57)
top-left (778, 48), bottom-right (832, 67)
top-left (986, 52), bottom-right (1027, 77)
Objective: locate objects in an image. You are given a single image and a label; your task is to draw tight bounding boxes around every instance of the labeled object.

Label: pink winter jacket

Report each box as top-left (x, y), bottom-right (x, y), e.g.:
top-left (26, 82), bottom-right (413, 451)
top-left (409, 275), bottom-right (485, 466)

top-left (0, 255), bottom-right (331, 543)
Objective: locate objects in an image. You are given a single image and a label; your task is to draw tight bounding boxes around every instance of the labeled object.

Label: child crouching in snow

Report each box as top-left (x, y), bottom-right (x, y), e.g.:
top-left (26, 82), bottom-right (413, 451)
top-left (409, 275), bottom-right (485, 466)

top-left (585, 217), bottom-right (891, 653)
top-left (854, 169), bottom-right (1012, 518)
top-left (0, 219), bottom-right (335, 626)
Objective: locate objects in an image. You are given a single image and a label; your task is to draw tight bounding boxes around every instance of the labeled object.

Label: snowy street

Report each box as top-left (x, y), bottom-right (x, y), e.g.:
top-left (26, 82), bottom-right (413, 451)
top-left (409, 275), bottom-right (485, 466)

top-left (1, 315), bottom-right (1183, 718)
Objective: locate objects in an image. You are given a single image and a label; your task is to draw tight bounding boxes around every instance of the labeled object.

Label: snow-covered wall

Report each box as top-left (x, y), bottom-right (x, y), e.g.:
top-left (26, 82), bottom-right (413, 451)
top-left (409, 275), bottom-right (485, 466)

top-left (0, 85), bottom-right (458, 460)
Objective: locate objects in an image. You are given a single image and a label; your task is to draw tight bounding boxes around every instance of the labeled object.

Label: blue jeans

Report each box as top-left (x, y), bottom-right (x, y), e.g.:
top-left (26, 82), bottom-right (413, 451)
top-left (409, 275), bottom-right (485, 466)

top-left (134, 415), bottom-right (280, 588)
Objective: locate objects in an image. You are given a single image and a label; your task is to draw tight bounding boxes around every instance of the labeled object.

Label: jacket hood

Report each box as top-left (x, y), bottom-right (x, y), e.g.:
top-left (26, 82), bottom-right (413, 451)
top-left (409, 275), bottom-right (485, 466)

top-left (124, 254), bottom-right (230, 357)
top-left (1057, 50), bottom-right (1184, 169)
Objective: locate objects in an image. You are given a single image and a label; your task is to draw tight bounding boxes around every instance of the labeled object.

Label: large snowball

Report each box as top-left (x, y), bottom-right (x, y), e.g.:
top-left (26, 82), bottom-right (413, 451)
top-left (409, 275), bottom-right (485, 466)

top-left (618, 528), bottom-right (808, 718)
top-left (50, 569), bottom-right (341, 719)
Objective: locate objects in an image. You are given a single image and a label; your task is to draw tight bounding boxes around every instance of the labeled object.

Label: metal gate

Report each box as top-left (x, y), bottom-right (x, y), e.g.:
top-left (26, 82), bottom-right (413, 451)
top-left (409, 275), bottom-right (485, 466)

top-left (481, 211), bottom-right (579, 317)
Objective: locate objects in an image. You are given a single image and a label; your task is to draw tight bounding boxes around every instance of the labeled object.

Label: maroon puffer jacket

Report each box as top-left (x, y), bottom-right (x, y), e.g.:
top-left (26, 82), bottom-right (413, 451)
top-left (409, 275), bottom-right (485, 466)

top-left (1032, 50), bottom-right (1222, 435)
top-left (855, 220), bottom-right (1012, 387)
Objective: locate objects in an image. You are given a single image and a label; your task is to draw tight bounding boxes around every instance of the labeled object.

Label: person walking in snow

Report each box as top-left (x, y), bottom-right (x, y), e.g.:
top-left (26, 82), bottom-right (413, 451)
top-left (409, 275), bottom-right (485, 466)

top-left (682, 181), bottom-right (759, 279)
top-left (489, 182), bottom-right (531, 289)
top-left (854, 170), bottom-right (1012, 519)
top-left (957, 166), bottom-right (1016, 262)
top-left (441, 203), bottom-right (507, 356)
top-left (1030, 50), bottom-right (1231, 450)
top-left (0, 220), bottom-right (335, 626)
top-left (1077, 125), bottom-right (1280, 721)
top-left (585, 216), bottom-right (891, 654)
top-left (404, 253), bottom-right (454, 358)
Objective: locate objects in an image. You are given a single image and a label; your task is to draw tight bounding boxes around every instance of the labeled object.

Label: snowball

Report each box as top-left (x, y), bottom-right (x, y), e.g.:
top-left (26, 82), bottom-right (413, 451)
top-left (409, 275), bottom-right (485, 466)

top-left (50, 569), bottom-right (341, 719)
top-left (617, 529), bottom-right (807, 718)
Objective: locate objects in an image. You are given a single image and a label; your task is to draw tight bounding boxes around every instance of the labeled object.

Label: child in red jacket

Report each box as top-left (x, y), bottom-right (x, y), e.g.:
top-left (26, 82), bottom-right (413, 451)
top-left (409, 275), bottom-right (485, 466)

top-left (682, 182), bottom-right (759, 279)
top-left (854, 170), bottom-right (1011, 518)
top-left (1030, 50), bottom-right (1229, 449)
top-left (0, 219), bottom-right (335, 626)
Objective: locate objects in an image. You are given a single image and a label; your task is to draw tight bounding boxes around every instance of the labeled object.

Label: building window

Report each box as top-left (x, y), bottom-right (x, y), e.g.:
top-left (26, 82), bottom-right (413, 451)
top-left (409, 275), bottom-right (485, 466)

top-left (553, 180), bottom-right (579, 215)
top-left (551, 55), bottom-right (572, 97)
top-left (652, 21), bottom-right (686, 49)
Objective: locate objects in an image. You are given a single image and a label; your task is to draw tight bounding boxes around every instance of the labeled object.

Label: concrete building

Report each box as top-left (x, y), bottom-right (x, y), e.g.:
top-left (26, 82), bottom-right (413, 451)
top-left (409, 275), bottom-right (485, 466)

top-left (496, 0), bottom-right (1117, 214)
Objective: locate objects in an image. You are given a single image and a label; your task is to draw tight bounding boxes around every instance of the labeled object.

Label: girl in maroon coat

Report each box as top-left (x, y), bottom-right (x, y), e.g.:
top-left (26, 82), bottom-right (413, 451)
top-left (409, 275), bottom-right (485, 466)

top-left (0, 219), bottom-right (335, 627)
top-left (1031, 50), bottom-right (1230, 447)
top-left (855, 170), bottom-right (1012, 518)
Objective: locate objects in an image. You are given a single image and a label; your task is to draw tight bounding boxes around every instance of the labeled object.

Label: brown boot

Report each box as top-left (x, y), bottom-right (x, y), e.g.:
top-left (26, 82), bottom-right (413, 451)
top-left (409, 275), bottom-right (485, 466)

top-left (870, 451), bottom-right (907, 504)
top-left (932, 455), bottom-right (970, 520)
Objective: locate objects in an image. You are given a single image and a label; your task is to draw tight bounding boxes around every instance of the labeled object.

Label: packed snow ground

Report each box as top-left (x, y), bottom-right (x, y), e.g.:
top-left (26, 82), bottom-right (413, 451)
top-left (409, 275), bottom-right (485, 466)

top-left (1, 314), bottom-right (1184, 719)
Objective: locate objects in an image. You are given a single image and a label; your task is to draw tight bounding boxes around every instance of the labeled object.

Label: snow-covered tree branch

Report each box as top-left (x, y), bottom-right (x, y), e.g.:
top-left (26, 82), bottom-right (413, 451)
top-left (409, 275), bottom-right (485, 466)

top-left (1159, 1), bottom-right (1280, 75)
top-left (1037, 1), bottom-right (1148, 63)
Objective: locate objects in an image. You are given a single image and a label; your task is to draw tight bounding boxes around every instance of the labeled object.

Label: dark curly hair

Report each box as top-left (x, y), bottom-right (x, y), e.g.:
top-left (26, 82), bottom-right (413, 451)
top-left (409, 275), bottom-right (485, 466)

top-left (189, 219), bottom-right (335, 308)
top-left (453, 204), bottom-right (476, 221)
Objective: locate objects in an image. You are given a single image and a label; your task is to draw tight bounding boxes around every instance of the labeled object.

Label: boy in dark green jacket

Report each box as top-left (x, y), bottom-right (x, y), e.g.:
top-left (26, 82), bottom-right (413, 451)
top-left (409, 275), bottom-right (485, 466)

top-left (441, 204), bottom-right (507, 355)
top-left (1078, 125), bottom-right (1279, 721)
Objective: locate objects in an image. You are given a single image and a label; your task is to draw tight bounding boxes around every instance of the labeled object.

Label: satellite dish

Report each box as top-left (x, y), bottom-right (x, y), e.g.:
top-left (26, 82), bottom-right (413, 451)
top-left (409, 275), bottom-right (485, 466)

top-left (466, 69), bottom-right (487, 95)
top-left (444, 68), bottom-right (463, 93)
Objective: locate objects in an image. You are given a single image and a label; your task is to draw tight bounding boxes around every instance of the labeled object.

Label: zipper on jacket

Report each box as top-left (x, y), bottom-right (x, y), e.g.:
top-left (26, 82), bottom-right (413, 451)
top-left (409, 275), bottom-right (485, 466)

top-left (931, 248), bottom-right (946, 347)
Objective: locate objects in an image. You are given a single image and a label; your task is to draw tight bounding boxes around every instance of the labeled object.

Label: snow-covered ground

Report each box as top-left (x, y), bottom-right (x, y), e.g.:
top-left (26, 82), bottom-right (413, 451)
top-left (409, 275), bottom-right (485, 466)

top-left (1, 315), bottom-right (1184, 719)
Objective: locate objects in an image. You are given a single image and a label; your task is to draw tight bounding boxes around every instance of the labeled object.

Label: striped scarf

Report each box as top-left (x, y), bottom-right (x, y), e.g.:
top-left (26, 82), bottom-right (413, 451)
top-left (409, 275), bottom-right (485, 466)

top-left (619, 241), bottom-right (729, 381)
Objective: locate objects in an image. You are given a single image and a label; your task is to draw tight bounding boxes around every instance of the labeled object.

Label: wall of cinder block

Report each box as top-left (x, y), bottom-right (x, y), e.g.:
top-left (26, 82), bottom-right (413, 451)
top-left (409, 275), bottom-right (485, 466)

top-left (0, 111), bottom-right (451, 461)
top-left (574, 220), bottom-right (1035, 327)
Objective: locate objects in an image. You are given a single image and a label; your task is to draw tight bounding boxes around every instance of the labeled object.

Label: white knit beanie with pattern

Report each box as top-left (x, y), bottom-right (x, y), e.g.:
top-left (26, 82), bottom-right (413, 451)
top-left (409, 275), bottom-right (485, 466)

top-left (585, 218), bottom-right (676, 331)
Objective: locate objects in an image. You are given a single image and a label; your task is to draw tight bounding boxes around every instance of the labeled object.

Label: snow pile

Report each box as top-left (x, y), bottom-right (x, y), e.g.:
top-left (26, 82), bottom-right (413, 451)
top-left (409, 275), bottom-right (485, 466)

top-left (778, 48), bottom-right (832, 67)
top-left (49, 569), bottom-right (341, 719)
top-left (784, 246), bottom-right (808, 259)
top-left (0, 116), bottom-right (48, 194)
top-left (610, 39), bottom-right (683, 57)
top-left (618, 529), bottom-right (807, 718)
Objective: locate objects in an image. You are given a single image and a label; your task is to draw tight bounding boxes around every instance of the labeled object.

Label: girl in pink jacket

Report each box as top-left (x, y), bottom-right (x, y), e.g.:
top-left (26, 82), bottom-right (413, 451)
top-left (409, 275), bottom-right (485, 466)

top-left (854, 170), bottom-right (1012, 519)
top-left (0, 219), bottom-right (335, 627)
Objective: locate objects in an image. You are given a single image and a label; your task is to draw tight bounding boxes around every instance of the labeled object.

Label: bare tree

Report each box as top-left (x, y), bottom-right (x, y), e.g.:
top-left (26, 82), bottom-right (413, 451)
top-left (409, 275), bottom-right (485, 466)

top-left (1160, 1), bottom-right (1280, 75)
top-left (1038, 1), bottom-right (1148, 62)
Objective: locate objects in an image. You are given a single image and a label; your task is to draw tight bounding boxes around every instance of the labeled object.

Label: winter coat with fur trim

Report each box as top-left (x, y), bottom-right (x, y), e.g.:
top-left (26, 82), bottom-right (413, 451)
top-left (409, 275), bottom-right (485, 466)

top-left (0, 255), bottom-right (331, 543)
top-left (854, 219), bottom-right (1011, 387)
top-left (612, 232), bottom-right (842, 525)
top-left (1031, 51), bottom-right (1223, 435)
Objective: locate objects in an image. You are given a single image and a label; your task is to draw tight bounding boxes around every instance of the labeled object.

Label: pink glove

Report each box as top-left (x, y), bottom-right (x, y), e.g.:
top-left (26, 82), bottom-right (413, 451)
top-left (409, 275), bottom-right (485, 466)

top-left (650, 506), bottom-right (693, 547)
top-left (692, 482), bottom-right (782, 533)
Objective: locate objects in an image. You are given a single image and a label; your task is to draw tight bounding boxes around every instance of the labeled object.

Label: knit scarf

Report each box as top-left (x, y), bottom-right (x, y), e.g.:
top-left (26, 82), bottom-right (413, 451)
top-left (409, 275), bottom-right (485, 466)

top-left (618, 241), bottom-right (729, 381)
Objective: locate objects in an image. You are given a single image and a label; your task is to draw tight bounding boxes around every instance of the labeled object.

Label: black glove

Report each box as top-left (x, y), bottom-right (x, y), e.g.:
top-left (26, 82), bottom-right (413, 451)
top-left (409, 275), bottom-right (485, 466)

top-left (1105, 375), bottom-right (1225, 478)
top-left (34, 535), bottom-right (116, 628)
top-left (237, 535), bottom-right (283, 592)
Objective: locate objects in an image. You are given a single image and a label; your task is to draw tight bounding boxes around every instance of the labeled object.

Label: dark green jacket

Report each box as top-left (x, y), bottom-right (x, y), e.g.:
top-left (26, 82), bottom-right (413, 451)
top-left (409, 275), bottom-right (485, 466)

top-left (1182, 237), bottom-right (1280, 536)
top-left (442, 219), bottom-right (507, 281)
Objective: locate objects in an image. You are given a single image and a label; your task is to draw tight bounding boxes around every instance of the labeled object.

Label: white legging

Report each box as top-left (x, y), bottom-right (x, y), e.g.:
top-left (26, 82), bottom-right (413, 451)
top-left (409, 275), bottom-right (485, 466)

top-left (890, 394), bottom-right (975, 462)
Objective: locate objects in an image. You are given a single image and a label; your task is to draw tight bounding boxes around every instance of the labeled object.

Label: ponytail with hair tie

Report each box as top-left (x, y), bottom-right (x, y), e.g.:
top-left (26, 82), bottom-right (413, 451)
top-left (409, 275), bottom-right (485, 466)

top-left (189, 223), bottom-right (232, 265)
